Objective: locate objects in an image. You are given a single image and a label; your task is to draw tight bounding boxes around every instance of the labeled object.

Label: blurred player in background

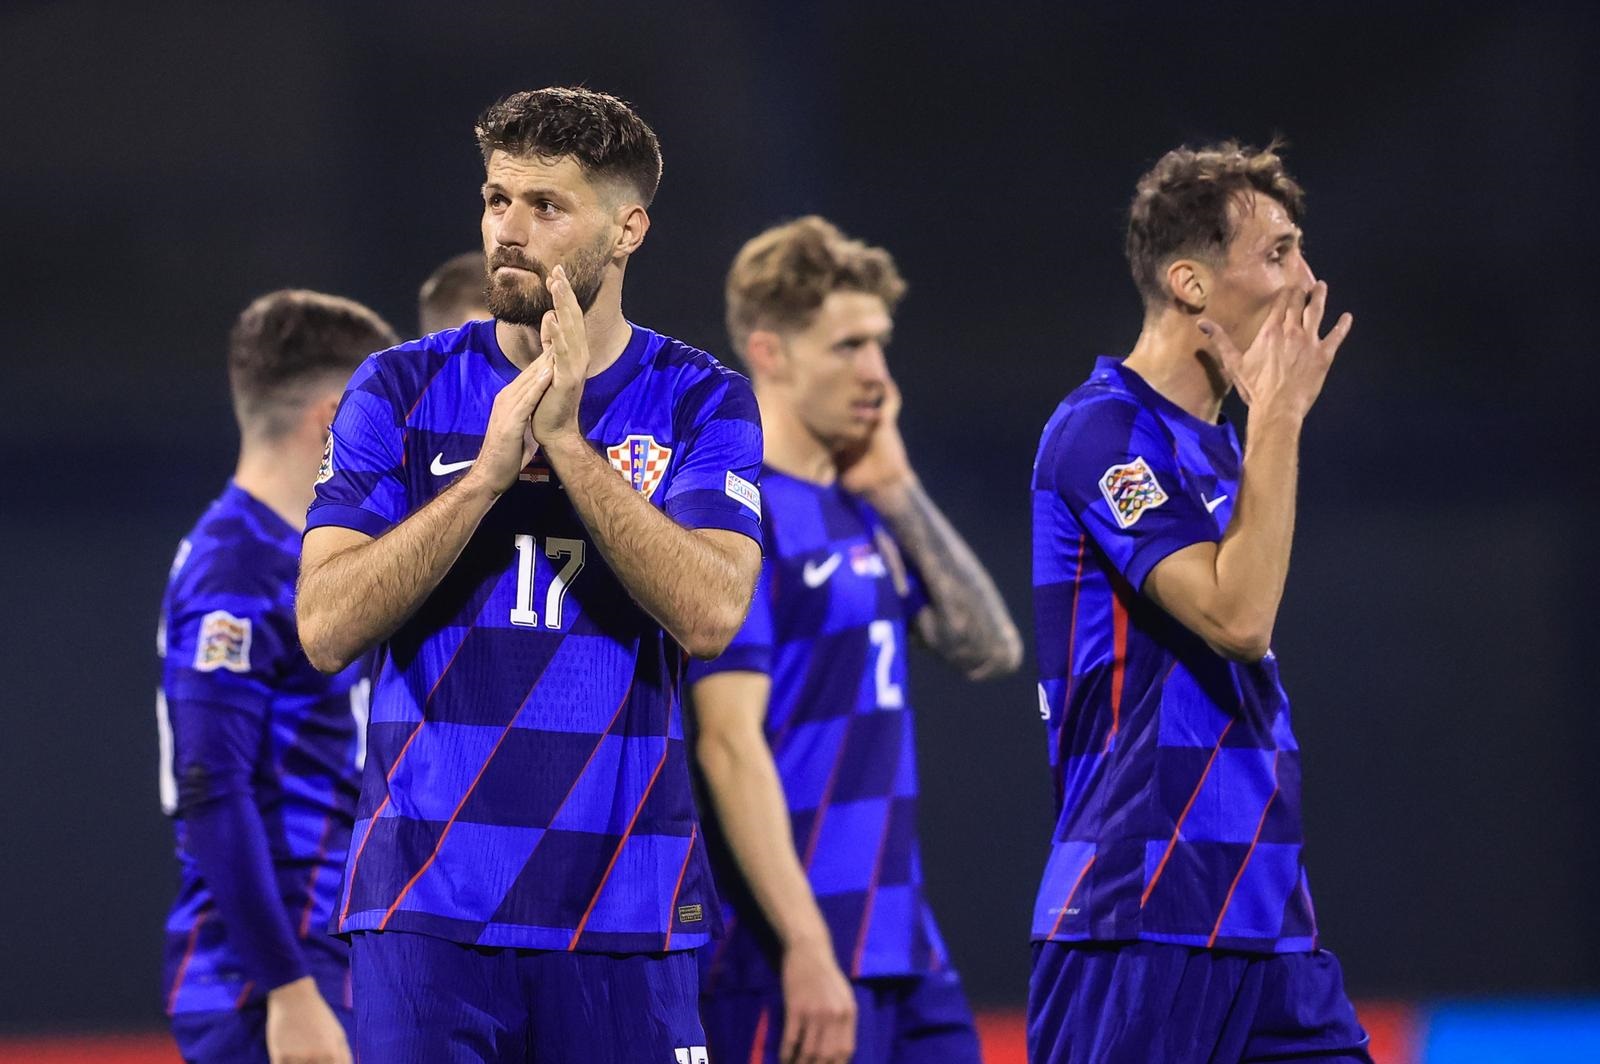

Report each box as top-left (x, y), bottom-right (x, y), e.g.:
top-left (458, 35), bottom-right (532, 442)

top-left (1027, 143), bottom-right (1369, 1062)
top-left (417, 250), bottom-right (489, 336)
top-left (157, 290), bottom-right (397, 1064)
top-left (296, 87), bottom-right (763, 1062)
top-left (690, 216), bottom-right (1022, 1064)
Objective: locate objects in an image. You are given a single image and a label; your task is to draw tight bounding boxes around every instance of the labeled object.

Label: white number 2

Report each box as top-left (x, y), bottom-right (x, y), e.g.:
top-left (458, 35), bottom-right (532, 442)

top-left (511, 534), bottom-right (587, 629)
top-left (868, 620), bottom-right (904, 709)
top-left (674, 1049), bottom-right (708, 1064)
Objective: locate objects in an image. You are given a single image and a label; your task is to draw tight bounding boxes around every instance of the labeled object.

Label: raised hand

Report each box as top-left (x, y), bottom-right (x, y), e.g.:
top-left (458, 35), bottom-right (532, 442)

top-left (468, 352), bottom-right (554, 495)
top-left (838, 378), bottom-right (915, 501)
top-left (1197, 281), bottom-right (1353, 421)
top-left (531, 264), bottom-right (592, 447)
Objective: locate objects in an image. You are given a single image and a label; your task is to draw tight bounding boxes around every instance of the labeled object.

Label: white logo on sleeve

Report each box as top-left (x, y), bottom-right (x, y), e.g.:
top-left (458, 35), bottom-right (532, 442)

top-left (1204, 493), bottom-right (1229, 513)
top-left (431, 453), bottom-right (476, 476)
top-left (724, 470), bottom-right (761, 516)
top-left (802, 553), bottom-right (843, 588)
top-left (1097, 457), bottom-right (1169, 529)
top-left (194, 610), bottom-right (252, 673)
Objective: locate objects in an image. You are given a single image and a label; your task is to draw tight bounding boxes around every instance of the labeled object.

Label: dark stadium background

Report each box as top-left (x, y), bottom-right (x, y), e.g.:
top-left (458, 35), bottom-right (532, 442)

top-left (2, 2), bottom-right (1595, 1060)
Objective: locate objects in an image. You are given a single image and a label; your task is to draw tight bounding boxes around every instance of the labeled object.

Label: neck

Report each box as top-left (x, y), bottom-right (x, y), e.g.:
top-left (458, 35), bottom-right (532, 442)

top-left (754, 385), bottom-right (838, 485)
top-left (494, 284), bottom-right (633, 376)
top-left (233, 440), bottom-right (320, 532)
top-left (1121, 310), bottom-right (1230, 423)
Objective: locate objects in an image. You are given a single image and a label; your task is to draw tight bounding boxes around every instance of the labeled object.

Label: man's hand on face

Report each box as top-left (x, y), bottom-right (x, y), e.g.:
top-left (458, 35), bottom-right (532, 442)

top-left (1198, 281), bottom-right (1353, 423)
top-left (838, 378), bottom-right (916, 501)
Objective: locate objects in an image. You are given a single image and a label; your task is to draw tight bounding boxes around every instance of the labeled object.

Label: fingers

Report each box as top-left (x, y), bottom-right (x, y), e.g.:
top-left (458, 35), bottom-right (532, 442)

top-left (1321, 311), bottom-right (1354, 358)
top-left (1302, 280), bottom-right (1328, 335)
top-left (1196, 318), bottom-right (1244, 380)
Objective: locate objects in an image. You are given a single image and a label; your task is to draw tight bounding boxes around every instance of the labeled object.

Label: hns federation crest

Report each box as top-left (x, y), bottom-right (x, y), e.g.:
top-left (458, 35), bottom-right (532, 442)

top-left (194, 610), bottom-right (252, 673)
top-left (1098, 456), bottom-right (1168, 529)
top-left (607, 435), bottom-right (672, 499)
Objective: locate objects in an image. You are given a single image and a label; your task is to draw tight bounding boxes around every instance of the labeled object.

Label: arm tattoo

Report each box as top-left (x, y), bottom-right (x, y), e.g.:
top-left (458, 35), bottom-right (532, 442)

top-left (872, 481), bottom-right (1022, 679)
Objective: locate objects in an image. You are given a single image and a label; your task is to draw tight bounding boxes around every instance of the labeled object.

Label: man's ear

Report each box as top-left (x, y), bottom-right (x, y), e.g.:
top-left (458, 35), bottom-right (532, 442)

top-left (309, 391), bottom-right (343, 437)
top-left (744, 329), bottom-right (788, 382)
top-left (613, 203), bottom-right (650, 258)
top-left (1166, 258), bottom-right (1210, 312)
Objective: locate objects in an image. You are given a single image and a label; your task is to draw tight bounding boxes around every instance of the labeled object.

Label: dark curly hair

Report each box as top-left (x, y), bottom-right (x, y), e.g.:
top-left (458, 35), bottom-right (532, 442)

top-left (1126, 140), bottom-right (1306, 308)
top-left (475, 87), bottom-right (663, 206)
top-left (724, 216), bottom-right (907, 357)
top-left (228, 290), bottom-right (397, 437)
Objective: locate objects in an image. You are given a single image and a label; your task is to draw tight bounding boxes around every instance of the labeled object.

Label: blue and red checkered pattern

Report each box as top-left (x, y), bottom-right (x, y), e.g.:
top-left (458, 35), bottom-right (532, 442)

top-left (1030, 357), bottom-right (1318, 954)
top-left (158, 483), bottom-right (366, 1014)
top-left (689, 469), bottom-right (950, 990)
top-left (307, 319), bottom-right (762, 953)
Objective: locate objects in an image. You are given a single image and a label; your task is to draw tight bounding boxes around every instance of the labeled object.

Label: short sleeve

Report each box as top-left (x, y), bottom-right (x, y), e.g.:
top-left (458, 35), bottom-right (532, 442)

top-left (662, 371), bottom-right (764, 543)
top-left (1036, 397), bottom-right (1216, 591)
top-left (687, 556), bottom-right (775, 681)
top-left (163, 567), bottom-right (292, 714)
top-left (162, 562), bottom-right (293, 811)
top-left (306, 356), bottom-right (408, 538)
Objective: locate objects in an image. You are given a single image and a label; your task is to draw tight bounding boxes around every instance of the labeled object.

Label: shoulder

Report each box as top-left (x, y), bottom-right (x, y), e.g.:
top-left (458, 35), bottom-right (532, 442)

top-left (170, 503), bottom-right (294, 612)
top-left (350, 321), bottom-right (488, 413)
top-left (638, 328), bottom-right (756, 416)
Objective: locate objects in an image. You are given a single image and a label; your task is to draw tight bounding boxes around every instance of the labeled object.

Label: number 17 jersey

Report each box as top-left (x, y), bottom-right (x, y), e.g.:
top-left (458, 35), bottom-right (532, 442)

top-left (307, 319), bottom-right (764, 953)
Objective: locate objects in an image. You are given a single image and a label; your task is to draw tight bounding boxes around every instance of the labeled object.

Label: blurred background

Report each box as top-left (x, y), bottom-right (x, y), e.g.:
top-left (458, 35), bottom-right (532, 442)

top-left (2, 2), bottom-right (1595, 1061)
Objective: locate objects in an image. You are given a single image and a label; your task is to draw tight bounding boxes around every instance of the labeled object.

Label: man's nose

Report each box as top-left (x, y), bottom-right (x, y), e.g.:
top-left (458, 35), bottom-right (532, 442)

top-left (1297, 254), bottom-right (1316, 289)
top-left (857, 343), bottom-right (889, 383)
top-left (494, 204), bottom-right (529, 246)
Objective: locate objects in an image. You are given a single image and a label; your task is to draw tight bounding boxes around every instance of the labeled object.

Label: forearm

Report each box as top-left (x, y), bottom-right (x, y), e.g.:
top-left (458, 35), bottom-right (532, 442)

top-left (182, 788), bottom-right (307, 990)
top-left (544, 434), bottom-right (751, 656)
top-left (298, 473), bottom-right (498, 672)
top-left (1211, 413), bottom-right (1302, 655)
top-left (696, 731), bottom-right (835, 952)
top-left (869, 478), bottom-right (1022, 678)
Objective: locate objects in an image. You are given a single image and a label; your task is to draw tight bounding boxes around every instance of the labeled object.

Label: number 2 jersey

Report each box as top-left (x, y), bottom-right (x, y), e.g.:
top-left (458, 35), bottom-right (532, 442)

top-left (688, 468), bottom-right (950, 990)
top-left (307, 319), bottom-right (763, 953)
top-left (1030, 356), bottom-right (1318, 954)
top-left (158, 482), bottom-right (367, 1014)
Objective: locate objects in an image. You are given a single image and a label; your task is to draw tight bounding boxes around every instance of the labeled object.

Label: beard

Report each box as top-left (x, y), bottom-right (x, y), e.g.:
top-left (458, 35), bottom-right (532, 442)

top-left (483, 235), bottom-right (610, 325)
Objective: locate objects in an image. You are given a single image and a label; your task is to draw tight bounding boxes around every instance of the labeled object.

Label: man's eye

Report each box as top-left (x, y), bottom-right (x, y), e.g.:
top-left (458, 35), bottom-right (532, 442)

top-left (487, 193), bottom-right (509, 208)
top-left (535, 200), bottom-right (558, 215)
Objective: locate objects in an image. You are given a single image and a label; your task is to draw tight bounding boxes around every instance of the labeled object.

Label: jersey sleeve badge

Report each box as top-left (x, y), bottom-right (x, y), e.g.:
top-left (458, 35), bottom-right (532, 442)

top-left (316, 434), bottom-right (335, 485)
top-left (607, 435), bottom-right (672, 499)
top-left (724, 470), bottom-right (761, 516)
top-left (1098, 456), bottom-right (1169, 529)
top-left (194, 610), bottom-right (253, 673)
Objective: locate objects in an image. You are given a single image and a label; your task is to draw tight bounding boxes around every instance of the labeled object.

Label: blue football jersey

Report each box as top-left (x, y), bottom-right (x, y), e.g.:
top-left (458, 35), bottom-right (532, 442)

top-left (159, 483), bottom-right (367, 1014)
top-left (1030, 357), bottom-right (1317, 954)
top-left (689, 469), bottom-right (950, 990)
top-left (307, 319), bottom-right (763, 952)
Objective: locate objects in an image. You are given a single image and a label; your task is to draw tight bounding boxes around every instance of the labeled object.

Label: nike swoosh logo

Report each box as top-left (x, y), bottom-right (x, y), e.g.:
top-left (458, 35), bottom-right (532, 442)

top-left (801, 553), bottom-right (843, 588)
top-left (1204, 494), bottom-right (1228, 513)
top-left (430, 454), bottom-right (476, 476)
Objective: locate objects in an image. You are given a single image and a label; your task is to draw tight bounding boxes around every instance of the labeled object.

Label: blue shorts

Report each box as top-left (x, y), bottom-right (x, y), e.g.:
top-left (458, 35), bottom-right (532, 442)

top-left (351, 930), bottom-right (705, 1063)
top-left (169, 1002), bottom-right (354, 1064)
top-left (701, 969), bottom-right (980, 1064)
top-left (1027, 941), bottom-right (1372, 1064)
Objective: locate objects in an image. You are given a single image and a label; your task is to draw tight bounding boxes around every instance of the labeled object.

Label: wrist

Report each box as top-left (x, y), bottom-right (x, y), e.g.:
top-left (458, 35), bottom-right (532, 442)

top-left (1245, 404), bottom-right (1306, 439)
top-left (458, 465), bottom-right (508, 503)
top-left (856, 470), bottom-right (920, 512)
top-left (540, 430), bottom-right (592, 469)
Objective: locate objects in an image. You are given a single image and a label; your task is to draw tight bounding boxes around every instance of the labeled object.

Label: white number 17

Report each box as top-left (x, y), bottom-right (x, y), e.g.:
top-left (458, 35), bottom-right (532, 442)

top-left (510, 535), bottom-right (586, 629)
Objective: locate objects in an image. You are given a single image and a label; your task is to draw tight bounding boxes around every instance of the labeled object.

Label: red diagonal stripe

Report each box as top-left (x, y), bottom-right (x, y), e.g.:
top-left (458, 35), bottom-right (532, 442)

top-left (1141, 719), bottom-right (1235, 907)
top-left (568, 737), bottom-right (672, 949)
top-left (1046, 853), bottom-right (1097, 939)
top-left (1208, 750), bottom-right (1282, 947)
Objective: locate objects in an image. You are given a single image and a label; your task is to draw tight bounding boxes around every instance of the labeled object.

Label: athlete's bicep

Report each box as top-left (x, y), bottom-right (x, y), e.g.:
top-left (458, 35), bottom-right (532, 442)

top-left (300, 525), bottom-right (376, 578)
